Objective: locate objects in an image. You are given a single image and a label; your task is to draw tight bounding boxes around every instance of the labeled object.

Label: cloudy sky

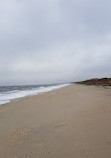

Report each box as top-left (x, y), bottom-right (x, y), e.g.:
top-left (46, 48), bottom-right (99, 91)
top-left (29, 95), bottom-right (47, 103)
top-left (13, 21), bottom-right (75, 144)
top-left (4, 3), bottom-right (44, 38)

top-left (0, 0), bottom-right (111, 85)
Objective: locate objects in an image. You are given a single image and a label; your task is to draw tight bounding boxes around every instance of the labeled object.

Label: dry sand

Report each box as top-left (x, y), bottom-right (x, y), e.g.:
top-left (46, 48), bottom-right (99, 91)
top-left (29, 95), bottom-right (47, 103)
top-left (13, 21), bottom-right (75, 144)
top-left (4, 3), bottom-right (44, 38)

top-left (0, 84), bottom-right (111, 158)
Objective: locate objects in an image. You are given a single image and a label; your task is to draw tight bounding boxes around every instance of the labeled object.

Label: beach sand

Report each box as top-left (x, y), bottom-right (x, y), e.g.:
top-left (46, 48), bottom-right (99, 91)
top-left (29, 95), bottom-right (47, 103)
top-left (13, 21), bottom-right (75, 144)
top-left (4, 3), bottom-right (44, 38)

top-left (0, 84), bottom-right (111, 158)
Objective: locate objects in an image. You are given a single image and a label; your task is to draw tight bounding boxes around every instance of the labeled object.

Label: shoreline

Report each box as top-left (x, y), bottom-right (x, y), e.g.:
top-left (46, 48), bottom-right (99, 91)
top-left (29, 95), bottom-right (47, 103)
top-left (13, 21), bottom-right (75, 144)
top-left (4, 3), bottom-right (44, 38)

top-left (0, 84), bottom-right (111, 158)
top-left (0, 83), bottom-right (70, 106)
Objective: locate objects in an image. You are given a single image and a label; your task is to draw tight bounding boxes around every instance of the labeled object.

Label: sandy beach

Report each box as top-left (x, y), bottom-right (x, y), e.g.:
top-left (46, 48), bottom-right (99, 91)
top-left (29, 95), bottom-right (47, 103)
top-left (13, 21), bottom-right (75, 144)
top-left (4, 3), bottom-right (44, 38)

top-left (0, 84), bottom-right (111, 158)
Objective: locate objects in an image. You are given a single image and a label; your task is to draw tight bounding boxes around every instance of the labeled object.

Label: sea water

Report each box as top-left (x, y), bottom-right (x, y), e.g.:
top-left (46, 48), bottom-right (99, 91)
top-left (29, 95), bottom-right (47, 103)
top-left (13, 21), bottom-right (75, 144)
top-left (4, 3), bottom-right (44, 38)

top-left (0, 84), bottom-right (69, 105)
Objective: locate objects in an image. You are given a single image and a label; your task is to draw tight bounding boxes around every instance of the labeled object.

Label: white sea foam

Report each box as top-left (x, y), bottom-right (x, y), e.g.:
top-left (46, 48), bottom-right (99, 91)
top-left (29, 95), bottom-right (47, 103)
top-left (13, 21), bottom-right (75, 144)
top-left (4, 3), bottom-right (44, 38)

top-left (0, 84), bottom-right (70, 105)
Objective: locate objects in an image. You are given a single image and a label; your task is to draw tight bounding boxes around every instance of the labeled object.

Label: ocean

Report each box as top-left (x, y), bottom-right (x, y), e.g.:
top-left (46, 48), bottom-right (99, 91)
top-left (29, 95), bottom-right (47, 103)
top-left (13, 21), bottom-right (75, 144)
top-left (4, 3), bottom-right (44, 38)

top-left (0, 83), bottom-right (69, 105)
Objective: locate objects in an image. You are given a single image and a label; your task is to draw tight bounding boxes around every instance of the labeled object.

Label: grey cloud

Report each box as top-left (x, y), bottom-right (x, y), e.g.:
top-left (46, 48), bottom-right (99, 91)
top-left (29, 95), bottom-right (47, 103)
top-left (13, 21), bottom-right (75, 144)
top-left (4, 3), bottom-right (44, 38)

top-left (0, 0), bottom-right (111, 85)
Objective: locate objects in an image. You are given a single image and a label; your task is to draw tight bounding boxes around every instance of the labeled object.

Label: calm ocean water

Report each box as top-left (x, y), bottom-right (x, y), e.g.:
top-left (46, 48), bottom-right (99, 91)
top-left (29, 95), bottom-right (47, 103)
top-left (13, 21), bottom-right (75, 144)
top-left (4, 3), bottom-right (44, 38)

top-left (0, 83), bottom-right (70, 105)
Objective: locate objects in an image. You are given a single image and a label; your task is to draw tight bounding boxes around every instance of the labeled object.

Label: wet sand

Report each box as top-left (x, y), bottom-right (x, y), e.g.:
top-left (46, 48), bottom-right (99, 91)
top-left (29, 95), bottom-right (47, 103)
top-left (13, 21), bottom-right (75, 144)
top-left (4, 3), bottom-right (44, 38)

top-left (0, 84), bottom-right (111, 158)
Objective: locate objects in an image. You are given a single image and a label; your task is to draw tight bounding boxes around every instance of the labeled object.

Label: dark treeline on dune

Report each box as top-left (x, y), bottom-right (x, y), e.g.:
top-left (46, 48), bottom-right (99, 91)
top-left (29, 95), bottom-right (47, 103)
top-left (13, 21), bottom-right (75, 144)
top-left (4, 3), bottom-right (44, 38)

top-left (76, 78), bottom-right (111, 86)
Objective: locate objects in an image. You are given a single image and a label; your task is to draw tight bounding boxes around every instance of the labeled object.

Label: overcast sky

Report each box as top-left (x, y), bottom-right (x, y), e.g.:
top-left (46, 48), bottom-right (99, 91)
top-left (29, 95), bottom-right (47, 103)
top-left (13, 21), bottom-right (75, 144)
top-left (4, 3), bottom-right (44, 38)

top-left (0, 0), bottom-right (111, 85)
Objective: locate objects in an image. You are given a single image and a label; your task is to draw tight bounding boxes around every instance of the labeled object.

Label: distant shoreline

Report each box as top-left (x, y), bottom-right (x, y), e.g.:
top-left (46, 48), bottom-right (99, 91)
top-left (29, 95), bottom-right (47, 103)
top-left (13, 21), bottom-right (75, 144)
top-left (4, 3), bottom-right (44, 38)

top-left (76, 77), bottom-right (111, 86)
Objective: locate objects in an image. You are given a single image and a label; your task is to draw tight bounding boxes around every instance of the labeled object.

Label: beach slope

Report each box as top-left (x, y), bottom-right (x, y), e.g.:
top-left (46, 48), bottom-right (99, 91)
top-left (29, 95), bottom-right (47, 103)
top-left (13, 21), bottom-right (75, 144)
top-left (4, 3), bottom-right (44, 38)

top-left (0, 84), bottom-right (111, 158)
